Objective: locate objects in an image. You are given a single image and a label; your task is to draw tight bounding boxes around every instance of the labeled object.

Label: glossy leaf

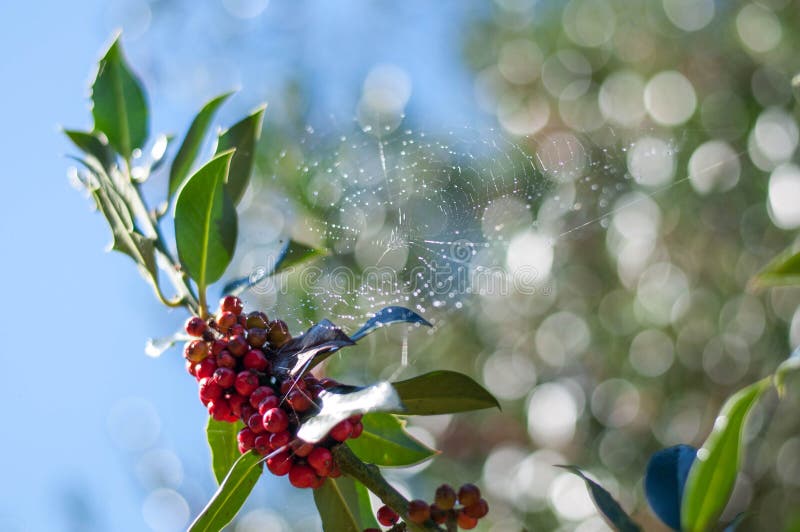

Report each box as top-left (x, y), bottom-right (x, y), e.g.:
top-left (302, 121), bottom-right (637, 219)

top-left (313, 477), bottom-right (376, 532)
top-left (644, 444), bottom-right (697, 530)
top-left (169, 92), bottom-right (233, 198)
top-left (207, 417), bottom-right (244, 484)
top-left (221, 239), bottom-right (328, 297)
top-left (216, 104), bottom-right (266, 205)
top-left (297, 382), bottom-right (402, 443)
top-left (273, 319), bottom-right (355, 379)
top-left (350, 306), bottom-right (432, 341)
top-left (775, 346), bottom-right (800, 397)
top-left (188, 451), bottom-right (262, 532)
top-left (91, 37), bottom-right (148, 158)
top-left (557, 466), bottom-right (641, 532)
top-left (64, 129), bottom-right (116, 172)
top-left (346, 413), bottom-right (438, 467)
top-left (752, 248), bottom-right (800, 288)
top-left (681, 378), bottom-right (772, 532)
top-left (174, 151), bottom-right (238, 292)
top-left (391, 370), bottom-right (500, 415)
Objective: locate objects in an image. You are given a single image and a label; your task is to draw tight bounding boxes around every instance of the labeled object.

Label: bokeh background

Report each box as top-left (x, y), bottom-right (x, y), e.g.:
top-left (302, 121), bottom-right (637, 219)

top-left (2, 0), bottom-right (800, 530)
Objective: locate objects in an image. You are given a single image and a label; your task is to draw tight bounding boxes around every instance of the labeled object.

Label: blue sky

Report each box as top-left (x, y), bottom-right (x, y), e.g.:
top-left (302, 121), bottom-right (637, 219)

top-left (0, 1), bottom-right (484, 529)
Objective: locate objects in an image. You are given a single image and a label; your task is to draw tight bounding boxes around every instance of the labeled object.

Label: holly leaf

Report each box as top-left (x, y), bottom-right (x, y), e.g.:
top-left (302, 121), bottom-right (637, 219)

top-left (751, 248), bottom-right (800, 288)
top-left (273, 319), bottom-right (356, 379)
top-left (188, 451), bottom-right (262, 532)
top-left (215, 104), bottom-right (266, 205)
top-left (681, 378), bottom-right (772, 532)
top-left (346, 413), bottom-right (438, 467)
top-left (313, 477), bottom-right (377, 532)
top-left (169, 92), bottom-right (233, 198)
top-left (391, 371), bottom-right (500, 415)
top-left (556, 466), bottom-right (641, 532)
top-left (207, 417), bottom-right (244, 485)
top-left (174, 151), bottom-right (238, 293)
top-left (64, 129), bottom-right (116, 172)
top-left (91, 36), bottom-right (148, 158)
top-left (350, 306), bottom-right (432, 341)
top-left (644, 445), bottom-right (697, 531)
top-left (297, 382), bottom-right (402, 443)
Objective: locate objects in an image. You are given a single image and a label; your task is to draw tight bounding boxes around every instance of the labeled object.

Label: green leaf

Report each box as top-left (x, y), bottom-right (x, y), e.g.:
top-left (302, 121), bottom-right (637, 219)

top-left (346, 413), bottom-right (438, 467)
top-left (297, 382), bottom-right (402, 443)
top-left (775, 347), bottom-right (800, 397)
top-left (391, 371), bottom-right (500, 415)
top-left (751, 248), bottom-right (800, 288)
top-left (681, 378), bottom-right (772, 532)
top-left (207, 417), bottom-right (244, 484)
top-left (64, 129), bottom-right (116, 172)
top-left (216, 105), bottom-right (266, 205)
top-left (91, 36), bottom-right (148, 159)
top-left (188, 451), bottom-right (262, 532)
top-left (313, 477), bottom-right (377, 532)
top-left (169, 92), bottom-right (234, 199)
top-left (556, 466), bottom-right (641, 532)
top-left (174, 151), bottom-right (238, 293)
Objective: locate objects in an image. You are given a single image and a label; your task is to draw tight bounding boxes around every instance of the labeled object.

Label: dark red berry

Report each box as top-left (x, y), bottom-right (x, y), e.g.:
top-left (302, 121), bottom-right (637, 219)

top-left (457, 510), bottom-right (478, 530)
top-left (217, 351), bottom-right (236, 369)
top-left (220, 295), bottom-right (243, 315)
top-left (329, 419), bottom-right (353, 442)
top-left (268, 430), bottom-right (290, 450)
top-left (185, 316), bottom-right (207, 337)
top-left (286, 389), bottom-right (313, 412)
top-left (230, 324), bottom-right (245, 337)
top-left (195, 357), bottom-right (217, 380)
top-left (254, 434), bottom-right (271, 455)
top-left (245, 311), bottom-right (269, 329)
top-left (288, 463), bottom-right (316, 489)
top-left (262, 407), bottom-right (289, 433)
top-left (249, 386), bottom-right (275, 408)
top-left (199, 377), bottom-right (223, 405)
top-left (216, 311), bottom-right (238, 333)
top-left (240, 403), bottom-right (256, 422)
top-left (266, 451), bottom-right (292, 476)
top-left (430, 504), bottom-right (447, 524)
top-left (208, 399), bottom-right (231, 421)
top-left (226, 392), bottom-right (246, 417)
top-left (212, 367), bottom-right (236, 388)
top-left (307, 447), bottom-right (333, 476)
top-left (246, 328), bottom-right (268, 348)
top-left (184, 340), bottom-right (209, 362)
top-left (458, 484), bottom-right (481, 507)
top-left (243, 349), bottom-right (270, 372)
top-left (186, 359), bottom-right (197, 377)
top-left (258, 395), bottom-right (280, 415)
top-left (267, 320), bottom-right (291, 347)
top-left (377, 505), bottom-right (399, 527)
top-left (237, 428), bottom-right (255, 450)
top-left (407, 500), bottom-right (430, 524)
top-left (210, 339), bottom-right (228, 356)
top-left (280, 378), bottom-right (306, 395)
top-left (464, 498), bottom-right (489, 519)
top-left (227, 335), bottom-right (248, 357)
top-left (291, 441), bottom-right (314, 458)
top-left (234, 370), bottom-right (259, 396)
top-left (350, 421), bottom-right (363, 439)
top-left (435, 484), bottom-right (457, 510)
top-left (248, 413), bottom-right (266, 434)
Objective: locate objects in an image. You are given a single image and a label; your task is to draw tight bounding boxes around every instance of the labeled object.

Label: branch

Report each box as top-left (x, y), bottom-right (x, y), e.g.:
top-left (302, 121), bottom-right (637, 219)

top-left (332, 444), bottom-right (442, 532)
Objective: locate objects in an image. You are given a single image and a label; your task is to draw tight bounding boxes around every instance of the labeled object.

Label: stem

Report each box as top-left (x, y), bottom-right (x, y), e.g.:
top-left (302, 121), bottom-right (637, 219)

top-left (332, 445), bottom-right (442, 532)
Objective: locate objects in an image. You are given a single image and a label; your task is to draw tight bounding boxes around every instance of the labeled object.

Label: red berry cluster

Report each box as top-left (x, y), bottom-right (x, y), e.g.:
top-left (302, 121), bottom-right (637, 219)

top-left (184, 296), bottom-right (364, 489)
top-left (370, 484), bottom-right (488, 531)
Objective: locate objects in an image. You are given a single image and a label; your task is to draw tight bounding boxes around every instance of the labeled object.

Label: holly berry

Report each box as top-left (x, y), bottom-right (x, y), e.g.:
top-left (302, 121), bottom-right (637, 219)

top-left (266, 451), bottom-right (292, 476)
top-left (262, 407), bottom-right (289, 433)
top-left (376, 505), bottom-right (399, 527)
top-left (212, 367), bottom-right (236, 388)
top-left (254, 434), bottom-right (271, 455)
top-left (329, 419), bottom-right (353, 442)
top-left (210, 339), bottom-right (227, 356)
top-left (243, 349), bottom-right (270, 372)
top-left (288, 463), bottom-right (317, 488)
top-left (307, 447), bottom-right (333, 476)
top-left (234, 370), bottom-right (259, 396)
top-left (227, 335), bottom-right (248, 357)
top-left (199, 378), bottom-right (223, 404)
top-left (456, 509), bottom-right (478, 530)
top-left (435, 484), bottom-right (457, 510)
top-left (250, 386), bottom-right (275, 408)
top-left (429, 504), bottom-right (447, 524)
top-left (245, 311), bottom-right (269, 329)
top-left (248, 413), bottom-right (266, 434)
top-left (226, 392), bottom-right (246, 417)
top-left (184, 340), bottom-right (209, 362)
top-left (208, 399), bottom-right (231, 421)
top-left (217, 351), bottom-right (236, 369)
top-left (267, 320), bottom-right (291, 347)
top-left (237, 427), bottom-right (255, 453)
top-left (350, 421), bottom-right (363, 439)
top-left (220, 295), bottom-right (243, 315)
top-left (247, 327), bottom-right (268, 348)
top-left (216, 311), bottom-right (238, 333)
top-left (185, 316), bottom-right (207, 337)
top-left (407, 499), bottom-right (431, 524)
top-left (268, 430), bottom-right (290, 450)
top-left (286, 389), bottom-right (314, 412)
top-left (257, 395), bottom-right (280, 415)
top-left (292, 441), bottom-right (314, 458)
top-left (457, 483), bottom-right (481, 507)
top-left (464, 498), bottom-right (489, 519)
top-left (195, 357), bottom-right (217, 380)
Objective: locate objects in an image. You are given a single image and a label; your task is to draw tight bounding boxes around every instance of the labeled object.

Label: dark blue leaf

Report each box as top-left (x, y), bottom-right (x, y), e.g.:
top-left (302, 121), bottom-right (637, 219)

top-left (350, 306), bottom-right (432, 341)
top-left (273, 320), bottom-right (356, 379)
top-left (644, 444), bottom-right (697, 531)
top-left (556, 466), bottom-right (641, 532)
